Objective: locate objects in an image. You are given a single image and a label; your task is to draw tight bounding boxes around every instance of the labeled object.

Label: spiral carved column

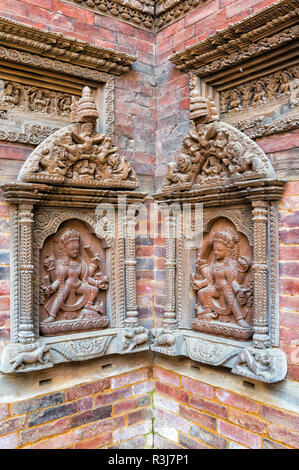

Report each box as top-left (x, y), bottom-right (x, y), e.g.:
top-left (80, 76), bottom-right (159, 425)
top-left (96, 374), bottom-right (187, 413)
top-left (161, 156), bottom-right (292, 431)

top-left (163, 213), bottom-right (177, 328)
top-left (252, 200), bottom-right (271, 349)
top-left (18, 204), bottom-right (35, 345)
top-left (124, 213), bottom-right (138, 327)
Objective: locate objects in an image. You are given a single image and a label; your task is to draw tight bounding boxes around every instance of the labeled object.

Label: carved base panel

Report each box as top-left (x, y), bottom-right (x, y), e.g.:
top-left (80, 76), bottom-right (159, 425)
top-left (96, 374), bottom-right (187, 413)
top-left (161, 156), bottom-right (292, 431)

top-left (39, 317), bottom-right (108, 336)
top-left (192, 319), bottom-right (253, 340)
top-left (0, 342), bottom-right (54, 374)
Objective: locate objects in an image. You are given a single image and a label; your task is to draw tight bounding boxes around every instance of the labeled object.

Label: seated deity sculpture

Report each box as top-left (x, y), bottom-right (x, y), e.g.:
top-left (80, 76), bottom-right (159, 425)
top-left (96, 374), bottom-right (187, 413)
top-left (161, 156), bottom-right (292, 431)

top-left (192, 229), bottom-right (252, 328)
top-left (40, 228), bottom-right (108, 324)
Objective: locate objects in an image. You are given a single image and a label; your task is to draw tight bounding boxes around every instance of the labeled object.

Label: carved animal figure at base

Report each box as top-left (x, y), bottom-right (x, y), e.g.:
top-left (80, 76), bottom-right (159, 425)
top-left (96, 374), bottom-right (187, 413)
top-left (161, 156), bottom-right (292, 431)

top-left (9, 344), bottom-right (50, 371)
top-left (151, 328), bottom-right (175, 347)
top-left (122, 327), bottom-right (148, 352)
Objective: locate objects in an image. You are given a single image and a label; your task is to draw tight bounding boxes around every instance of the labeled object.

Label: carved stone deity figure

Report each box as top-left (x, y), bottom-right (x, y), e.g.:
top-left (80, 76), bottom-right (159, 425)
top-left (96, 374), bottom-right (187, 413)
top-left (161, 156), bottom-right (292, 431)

top-left (192, 224), bottom-right (253, 339)
top-left (39, 224), bottom-right (109, 335)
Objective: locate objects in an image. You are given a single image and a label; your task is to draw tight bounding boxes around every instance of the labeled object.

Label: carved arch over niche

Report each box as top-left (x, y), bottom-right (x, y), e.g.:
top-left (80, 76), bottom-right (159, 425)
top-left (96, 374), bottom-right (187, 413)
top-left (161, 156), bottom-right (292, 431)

top-left (0, 86), bottom-right (147, 374)
top-left (154, 92), bottom-right (287, 383)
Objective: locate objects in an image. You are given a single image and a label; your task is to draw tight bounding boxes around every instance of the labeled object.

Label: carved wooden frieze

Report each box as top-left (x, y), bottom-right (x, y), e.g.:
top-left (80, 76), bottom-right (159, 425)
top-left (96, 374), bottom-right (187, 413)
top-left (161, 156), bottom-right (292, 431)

top-left (0, 85), bottom-right (147, 374)
top-left (154, 91), bottom-right (288, 384)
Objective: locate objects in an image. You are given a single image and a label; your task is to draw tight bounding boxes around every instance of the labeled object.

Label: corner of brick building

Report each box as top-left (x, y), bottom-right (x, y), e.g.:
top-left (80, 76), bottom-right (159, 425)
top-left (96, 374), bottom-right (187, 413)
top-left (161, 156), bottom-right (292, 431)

top-left (0, 0), bottom-right (298, 450)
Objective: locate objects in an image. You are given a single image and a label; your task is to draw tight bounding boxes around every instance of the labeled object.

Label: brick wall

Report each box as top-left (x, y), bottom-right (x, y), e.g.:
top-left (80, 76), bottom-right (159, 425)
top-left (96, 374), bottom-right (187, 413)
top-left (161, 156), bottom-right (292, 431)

top-left (0, 0), bottom-right (298, 450)
top-left (0, 366), bottom-right (153, 449)
top-left (153, 364), bottom-right (299, 449)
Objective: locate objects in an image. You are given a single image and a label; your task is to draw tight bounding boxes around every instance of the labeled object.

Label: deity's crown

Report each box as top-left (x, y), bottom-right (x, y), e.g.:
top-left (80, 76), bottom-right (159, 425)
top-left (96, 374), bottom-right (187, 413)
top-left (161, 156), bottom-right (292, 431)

top-left (213, 230), bottom-right (238, 249)
top-left (60, 229), bottom-right (80, 245)
top-left (71, 86), bottom-right (98, 123)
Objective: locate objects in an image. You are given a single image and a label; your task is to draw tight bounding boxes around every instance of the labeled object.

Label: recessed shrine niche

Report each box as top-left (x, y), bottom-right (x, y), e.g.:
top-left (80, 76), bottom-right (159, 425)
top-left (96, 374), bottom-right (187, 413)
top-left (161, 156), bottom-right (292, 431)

top-left (0, 86), bottom-right (147, 374)
top-left (153, 85), bottom-right (288, 384)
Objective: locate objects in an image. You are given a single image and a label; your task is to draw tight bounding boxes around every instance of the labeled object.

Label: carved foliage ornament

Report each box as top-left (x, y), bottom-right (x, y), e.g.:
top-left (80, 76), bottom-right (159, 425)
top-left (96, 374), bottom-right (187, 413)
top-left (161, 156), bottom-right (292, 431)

top-left (18, 86), bottom-right (139, 189)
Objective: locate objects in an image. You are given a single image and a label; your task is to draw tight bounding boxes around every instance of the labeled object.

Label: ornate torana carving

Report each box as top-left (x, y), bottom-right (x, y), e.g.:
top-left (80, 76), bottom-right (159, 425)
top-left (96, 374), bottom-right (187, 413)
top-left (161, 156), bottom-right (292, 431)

top-left (39, 224), bottom-right (109, 335)
top-left (1, 81), bottom-right (74, 117)
top-left (18, 86), bottom-right (139, 189)
top-left (124, 213), bottom-right (138, 326)
top-left (220, 66), bottom-right (299, 115)
top-left (192, 223), bottom-right (253, 339)
top-left (163, 120), bottom-right (275, 191)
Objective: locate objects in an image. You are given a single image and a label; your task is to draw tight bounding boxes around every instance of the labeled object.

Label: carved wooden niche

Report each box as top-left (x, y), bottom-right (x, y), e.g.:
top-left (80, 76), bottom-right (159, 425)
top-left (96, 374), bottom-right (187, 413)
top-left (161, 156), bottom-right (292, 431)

top-left (153, 91), bottom-right (288, 383)
top-left (0, 87), bottom-right (147, 374)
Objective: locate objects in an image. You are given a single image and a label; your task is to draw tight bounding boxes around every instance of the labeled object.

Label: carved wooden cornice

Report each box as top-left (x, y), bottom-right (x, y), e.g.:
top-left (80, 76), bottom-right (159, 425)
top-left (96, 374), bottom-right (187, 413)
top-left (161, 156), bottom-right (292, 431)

top-left (0, 16), bottom-right (136, 75)
top-left (55, 0), bottom-right (206, 31)
top-left (170, 0), bottom-right (299, 86)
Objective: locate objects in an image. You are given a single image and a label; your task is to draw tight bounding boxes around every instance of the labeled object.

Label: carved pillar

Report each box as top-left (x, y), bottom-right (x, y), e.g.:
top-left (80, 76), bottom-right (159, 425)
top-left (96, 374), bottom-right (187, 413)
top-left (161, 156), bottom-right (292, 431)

top-left (252, 200), bottom-right (271, 349)
top-left (164, 213), bottom-right (177, 328)
top-left (124, 213), bottom-right (138, 327)
top-left (18, 204), bottom-right (35, 344)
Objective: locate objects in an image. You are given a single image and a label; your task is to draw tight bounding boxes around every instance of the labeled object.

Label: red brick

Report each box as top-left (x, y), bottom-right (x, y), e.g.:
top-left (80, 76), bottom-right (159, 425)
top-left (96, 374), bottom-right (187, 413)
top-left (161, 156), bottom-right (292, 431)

top-left (260, 405), bottom-right (299, 432)
top-left (20, 417), bottom-right (70, 445)
top-left (185, 0), bottom-right (219, 26)
top-left (279, 212), bottom-right (299, 229)
top-left (155, 381), bottom-right (188, 404)
top-left (280, 326), bottom-right (299, 343)
top-left (74, 433), bottom-right (112, 449)
top-left (279, 229), bottom-right (299, 245)
top-left (179, 404), bottom-right (216, 431)
top-left (22, 0), bottom-right (49, 7)
top-left (0, 204), bottom-right (10, 218)
top-left (111, 369), bottom-right (149, 389)
top-left (0, 143), bottom-right (31, 161)
top-left (228, 408), bottom-right (268, 434)
top-left (156, 408), bottom-right (189, 433)
top-left (216, 389), bottom-right (258, 413)
top-left (114, 395), bottom-right (151, 415)
top-left (217, 420), bottom-right (262, 449)
top-left (179, 433), bottom-right (212, 449)
top-left (279, 246), bottom-right (299, 262)
top-left (263, 437), bottom-right (290, 449)
top-left (0, 416), bottom-right (27, 436)
top-left (136, 246), bottom-right (154, 257)
top-left (287, 363), bottom-right (299, 381)
top-left (0, 281), bottom-right (9, 296)
top-left (82, 416), bottom-right (125, 439)
top-left (195, 9), bottom-right (227, 35)
top-left (284, 181), bottom-right (299, 196)
top-left (154, 367), bottom-right (180, 387)
top-left (226, 0), bottom-right (267, 18)
top-left (268, 424), bottom-right (299, 448)
top-left (66, 379), bottom-right (110, 400)
top-left (280, 262), bottom-right (299, 278)
top-left (280, 279), bottom-right (299, 296)
top-left (0, 296), bottom-right (10, 311)
top-left (127, 407), bottom-right (153, 425)
top-left (0, 235), bottom-right (9, 249)
top-left (0, 433), bottom-right (18, 449)
top-left (181, 377), bottom-right (214, 399)
top-left (0, 404), bottom-right (9, 421)
top-left (190, 394), bottom-right (227, 419)
top-left (77, 397), bottom-right (93, 413)
top-left (30, 429), bottom-right (82, 449)
top-left (257, 131), bottom-right (299, 153)
top-left (280, 312), bottom-right (299, 329)
top-left (94, 387), bottom-right (131, 407)
top-left (27, 5), bottom-right (74, 31)
top-left (252, 0), bottom-right (279, 12)
top-left (49, 0), bottom-right (94, 23)
top-left (0, 0), bottom-right (27, 17)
